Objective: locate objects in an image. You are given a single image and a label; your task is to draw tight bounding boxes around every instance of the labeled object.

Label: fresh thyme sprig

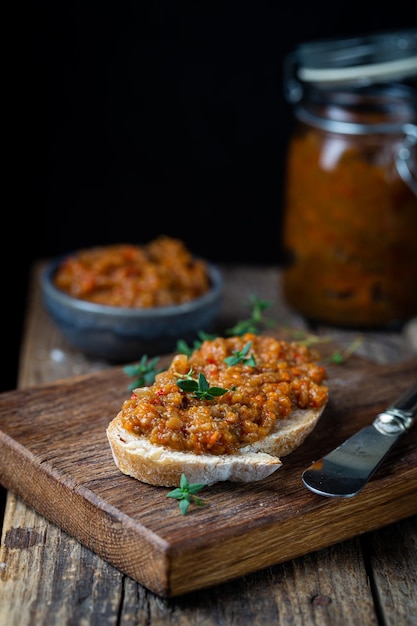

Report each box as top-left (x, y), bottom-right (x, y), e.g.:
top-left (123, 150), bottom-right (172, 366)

top-left (226, 294), bottom-right (275, 336)
top-left (284, 328), bottom-right (331, 347)
top-left (326, 337), bottom-right (363, 364)
top-left (167, 474), bottom-right (206, 515)
top-left (282, 327), bottom-right (363, 364)
top-left (176, 331), bottom-right (217, 356)
top-left (224, 340), bottom-right (256, 367)
top-left (123, 355), bottom-right (164, 392)
top-left (176, 371), bottom-right (230, 400)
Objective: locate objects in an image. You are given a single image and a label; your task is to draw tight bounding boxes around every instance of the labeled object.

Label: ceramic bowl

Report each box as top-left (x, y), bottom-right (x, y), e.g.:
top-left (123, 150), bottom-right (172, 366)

top-left (41, 254), bottom-right (224, 363)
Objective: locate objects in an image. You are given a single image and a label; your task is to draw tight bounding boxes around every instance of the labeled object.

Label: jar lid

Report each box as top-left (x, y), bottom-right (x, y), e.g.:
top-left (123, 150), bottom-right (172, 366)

top-left (285, 29), bottom-right (417, 102)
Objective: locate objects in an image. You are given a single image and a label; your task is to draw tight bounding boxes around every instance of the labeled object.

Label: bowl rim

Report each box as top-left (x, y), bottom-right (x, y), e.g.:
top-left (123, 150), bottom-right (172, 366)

top-left (41, 254), bottom-right (224, 320)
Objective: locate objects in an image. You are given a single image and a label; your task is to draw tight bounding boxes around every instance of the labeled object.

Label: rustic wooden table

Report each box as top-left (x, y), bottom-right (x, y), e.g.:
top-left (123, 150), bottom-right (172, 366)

top-left (1, 262), bottom-right (417, 626)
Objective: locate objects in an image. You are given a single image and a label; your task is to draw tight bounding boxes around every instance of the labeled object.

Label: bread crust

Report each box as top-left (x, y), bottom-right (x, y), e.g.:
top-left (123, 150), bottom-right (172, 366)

top-left (106, 402), bottom-right (326, 486)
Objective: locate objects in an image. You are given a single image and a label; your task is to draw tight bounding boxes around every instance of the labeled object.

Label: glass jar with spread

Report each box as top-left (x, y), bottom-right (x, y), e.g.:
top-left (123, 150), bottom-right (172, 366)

top-left (282, 29), bottom-right (417, 328)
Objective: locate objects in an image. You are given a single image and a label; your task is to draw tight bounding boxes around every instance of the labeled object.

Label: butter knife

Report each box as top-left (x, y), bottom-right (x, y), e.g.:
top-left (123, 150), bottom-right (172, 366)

top-left (302, 380), bottom-right (417, 497)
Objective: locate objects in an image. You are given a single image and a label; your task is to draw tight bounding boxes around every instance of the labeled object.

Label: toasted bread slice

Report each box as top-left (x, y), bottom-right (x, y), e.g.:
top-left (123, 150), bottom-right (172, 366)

top-left (106, 402), bottom-right (326, 486)
top-left (107, 333), bottom-right (328, 486)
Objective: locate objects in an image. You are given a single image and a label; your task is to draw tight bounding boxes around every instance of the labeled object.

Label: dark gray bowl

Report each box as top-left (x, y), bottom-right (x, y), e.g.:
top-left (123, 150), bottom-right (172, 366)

top-left (41, 255), bottom-right (224, 363)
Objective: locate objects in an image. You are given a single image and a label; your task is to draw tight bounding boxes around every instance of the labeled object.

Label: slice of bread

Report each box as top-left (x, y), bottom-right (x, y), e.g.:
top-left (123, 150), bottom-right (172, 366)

top-left (106, 333), bottom-right (329, 486)
top-left (107, 411), bottom-right (281, 486)
top-left (107, 403), bottom-right (326, 487)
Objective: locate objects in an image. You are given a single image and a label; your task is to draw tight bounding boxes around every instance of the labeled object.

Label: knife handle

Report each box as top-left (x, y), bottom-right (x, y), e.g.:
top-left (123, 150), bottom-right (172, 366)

top-left (374, 380), bottom-right (417, 436)
top-left (391, 380), bottom-right (417, 415)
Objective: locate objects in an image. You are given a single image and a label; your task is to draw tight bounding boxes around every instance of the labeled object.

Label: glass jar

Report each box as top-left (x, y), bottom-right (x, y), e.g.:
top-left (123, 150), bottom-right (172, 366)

top-left (282, 29), bottom-right (417, 328)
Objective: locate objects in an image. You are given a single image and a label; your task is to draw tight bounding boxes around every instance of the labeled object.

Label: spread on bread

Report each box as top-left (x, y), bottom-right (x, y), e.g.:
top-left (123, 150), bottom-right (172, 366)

top-left (107, 333), bottom-right (328, 486)
top-left (119, 333), bottom-right (328, 455)
top-left (53, 236), bottom-right (211, 307)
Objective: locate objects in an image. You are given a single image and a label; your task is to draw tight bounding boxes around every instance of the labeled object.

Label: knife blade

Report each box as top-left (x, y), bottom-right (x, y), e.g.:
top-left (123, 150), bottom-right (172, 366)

top-left (302, 380), bottom-right (417, 497)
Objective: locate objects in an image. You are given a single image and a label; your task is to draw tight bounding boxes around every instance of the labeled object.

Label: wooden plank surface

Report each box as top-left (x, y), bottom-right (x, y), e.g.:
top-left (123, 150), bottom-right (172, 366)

top-left (1, 263), bottom-right (416, 624)
top-left (1, 348), bottom-right (417, 597)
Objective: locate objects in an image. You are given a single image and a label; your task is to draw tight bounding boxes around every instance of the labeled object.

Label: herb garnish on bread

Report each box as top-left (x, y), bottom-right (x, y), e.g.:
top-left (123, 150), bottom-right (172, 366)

top-left (107, 333), bottom-right (328, 486)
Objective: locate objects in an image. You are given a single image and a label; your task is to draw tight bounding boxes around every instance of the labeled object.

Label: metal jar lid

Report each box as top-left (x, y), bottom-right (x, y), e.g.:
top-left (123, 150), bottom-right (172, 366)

top-left (285, 28), bottom-right (417, 104)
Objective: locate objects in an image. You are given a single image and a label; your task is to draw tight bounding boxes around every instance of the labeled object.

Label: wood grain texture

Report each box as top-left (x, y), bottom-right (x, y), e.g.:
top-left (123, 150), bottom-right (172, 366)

top-left (1, 262), bottom-right (416, 625)
top-left (367, 516), bottom-right (417, 626)
top-left (1, 346), bottom-right (416, 596)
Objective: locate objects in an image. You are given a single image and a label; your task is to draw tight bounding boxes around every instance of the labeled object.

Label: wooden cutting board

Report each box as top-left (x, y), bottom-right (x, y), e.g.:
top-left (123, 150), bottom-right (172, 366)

top-left (1, 349), bottom-right (416, 598)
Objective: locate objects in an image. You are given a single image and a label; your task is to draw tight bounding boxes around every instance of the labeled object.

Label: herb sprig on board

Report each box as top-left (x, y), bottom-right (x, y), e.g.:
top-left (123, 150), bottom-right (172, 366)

top-left (166, 474), bottom-right (206, 515)
top-left (326, 337), bottom-right (363, 364)
top-left (123, 355), bottom-right (164, 392)
top-left (226, 294), bottom-right (275, 336)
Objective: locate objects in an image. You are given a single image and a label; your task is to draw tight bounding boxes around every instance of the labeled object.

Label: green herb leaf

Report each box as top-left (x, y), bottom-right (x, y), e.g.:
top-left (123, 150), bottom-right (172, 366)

top-left (176, 331), bottom-right (217, 356)
top-left (224, 340), bottom-right (256, 367)
top-left (167, 474), bottom-right (206, 515)
top-left (206, 386), bottom-right (231, 397)
top-left (123, 355), bottom-right (165, 391)
top-left (176, 371), bottom-right (229, 400)
top-left (166, 487), bottom-right (185, 499)
top-left (328, 350), bottom-right (345, 364)
top-left (198, 372), bottom-right (209, 391)
top-left (176, 379), bottom-right (199, 393)
top-left (179, 499), bottom-right (190, 515)
top-left (326, 337), bottom-right (363, 364)
top-left (227, 294), bottom-right (275, 336)
top-left (187, 483), bottom-right (207, 495)
top-left (175, 339), bottom-right (194, 357)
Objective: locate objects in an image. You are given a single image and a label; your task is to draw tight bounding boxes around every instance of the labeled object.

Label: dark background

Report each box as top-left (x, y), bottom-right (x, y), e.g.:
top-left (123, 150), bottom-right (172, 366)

top-left (5, 2), bottom-right (414, 393)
